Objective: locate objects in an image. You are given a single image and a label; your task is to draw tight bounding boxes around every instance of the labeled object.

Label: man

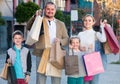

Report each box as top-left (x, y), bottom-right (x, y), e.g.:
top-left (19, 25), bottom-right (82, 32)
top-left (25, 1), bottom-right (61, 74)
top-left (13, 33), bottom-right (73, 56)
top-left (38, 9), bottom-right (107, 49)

top-left (26, 2), bottom-right (69, 84)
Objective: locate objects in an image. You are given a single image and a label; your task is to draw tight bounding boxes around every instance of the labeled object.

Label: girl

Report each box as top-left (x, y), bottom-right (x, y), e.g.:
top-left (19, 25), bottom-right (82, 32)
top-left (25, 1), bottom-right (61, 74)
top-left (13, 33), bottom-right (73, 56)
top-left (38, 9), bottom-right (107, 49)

top-left (67, 36), bottom-right (86, 84)
top-left (78, 14), bottom-right (106, 84)
top-left (6, 30), bottom-right (32, 84)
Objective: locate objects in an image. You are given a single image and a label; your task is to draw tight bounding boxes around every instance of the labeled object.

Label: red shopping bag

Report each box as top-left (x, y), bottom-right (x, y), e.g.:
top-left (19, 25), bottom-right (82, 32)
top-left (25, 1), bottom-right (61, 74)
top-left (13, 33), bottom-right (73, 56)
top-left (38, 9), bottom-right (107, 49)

top-left (104, 26), bottom-right (120, 54)
top-left (84, 76), bottom-right (93, 82)
top-left (83, 52), bottom-right (104, 76)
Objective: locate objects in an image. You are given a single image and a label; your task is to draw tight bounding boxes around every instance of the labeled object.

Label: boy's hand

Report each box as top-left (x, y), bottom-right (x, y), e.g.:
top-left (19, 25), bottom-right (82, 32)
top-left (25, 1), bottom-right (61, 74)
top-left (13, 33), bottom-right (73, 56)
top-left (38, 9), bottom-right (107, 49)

top-left (7, 58), bottom-right (11, 63)
top-left (25, 75), bottom-right (30, 83)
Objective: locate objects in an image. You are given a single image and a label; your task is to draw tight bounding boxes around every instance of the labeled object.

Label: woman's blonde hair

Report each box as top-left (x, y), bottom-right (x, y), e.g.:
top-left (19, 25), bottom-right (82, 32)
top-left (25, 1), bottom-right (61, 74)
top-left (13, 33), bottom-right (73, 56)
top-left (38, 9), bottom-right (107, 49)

top-left (82, 14), bottom-right (95, 22)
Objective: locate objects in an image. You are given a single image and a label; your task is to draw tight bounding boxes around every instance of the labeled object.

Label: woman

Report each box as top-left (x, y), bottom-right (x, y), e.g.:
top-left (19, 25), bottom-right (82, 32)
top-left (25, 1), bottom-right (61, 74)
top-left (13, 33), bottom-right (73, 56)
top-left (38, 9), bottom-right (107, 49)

top-left (78, 14), bottom-right (106, 84)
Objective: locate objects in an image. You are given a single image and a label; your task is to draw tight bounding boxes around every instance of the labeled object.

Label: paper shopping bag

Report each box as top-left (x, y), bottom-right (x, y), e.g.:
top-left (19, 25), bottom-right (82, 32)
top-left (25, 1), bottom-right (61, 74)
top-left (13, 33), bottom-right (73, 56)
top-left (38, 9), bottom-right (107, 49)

top-left (25, 15), bottom-right (43, 45)
top-left (83, 52), bottom-right (104, 76)
top-left (46, 62), bottom-right (62, 77)
top-left (37, 48), bottom-right (50, 74)
top-left (104, 26), bottom-right (119, 54)
top-left (49, 42), bottom-right (66, 69)
top-left (0, 63), bottom-right (9, 80)
top-left (104, 41), bottom-right (112, 54)
top-left (35, 17), bottom-right (51, 49)
top-left (64, 49), bottom-right (79, 75)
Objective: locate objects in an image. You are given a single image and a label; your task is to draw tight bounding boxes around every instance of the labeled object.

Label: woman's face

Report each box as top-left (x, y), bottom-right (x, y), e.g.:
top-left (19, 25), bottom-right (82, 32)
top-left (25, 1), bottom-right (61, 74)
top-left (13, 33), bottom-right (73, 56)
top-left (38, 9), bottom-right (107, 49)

top-left (83, 16), bottom-right (95, 29)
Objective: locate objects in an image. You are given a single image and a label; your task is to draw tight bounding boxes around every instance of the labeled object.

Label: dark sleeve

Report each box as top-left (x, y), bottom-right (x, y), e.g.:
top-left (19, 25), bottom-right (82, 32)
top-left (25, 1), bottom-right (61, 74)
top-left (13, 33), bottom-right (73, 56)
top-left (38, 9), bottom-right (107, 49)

top-left (5, 52), bottom-right (10, 63)
top-left (26, 50), bottom-right (32, 75)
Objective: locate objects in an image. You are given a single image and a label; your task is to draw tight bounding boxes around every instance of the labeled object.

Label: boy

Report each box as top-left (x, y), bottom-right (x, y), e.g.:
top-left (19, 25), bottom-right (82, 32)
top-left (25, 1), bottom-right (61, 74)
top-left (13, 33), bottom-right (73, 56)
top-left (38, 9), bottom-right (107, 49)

top-left (6, 30), bottom-right (32, 84)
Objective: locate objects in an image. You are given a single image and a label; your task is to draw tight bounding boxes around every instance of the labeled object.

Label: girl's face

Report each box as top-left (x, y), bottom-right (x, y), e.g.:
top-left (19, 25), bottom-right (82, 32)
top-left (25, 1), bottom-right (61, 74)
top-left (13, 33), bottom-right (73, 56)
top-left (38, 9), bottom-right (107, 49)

top-left (13, 35), bottom-right (23, 46)
top-left (71, 38), bottom-right (80, 50)
top-left (83, 16), bottom-right (95, 29)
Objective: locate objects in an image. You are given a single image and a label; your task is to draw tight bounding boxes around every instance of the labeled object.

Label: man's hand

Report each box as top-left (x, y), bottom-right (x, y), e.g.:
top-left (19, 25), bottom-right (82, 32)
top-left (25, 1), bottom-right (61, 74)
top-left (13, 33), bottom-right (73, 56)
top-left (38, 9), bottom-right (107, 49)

top-left (54, 38), bottom-right (60, 43)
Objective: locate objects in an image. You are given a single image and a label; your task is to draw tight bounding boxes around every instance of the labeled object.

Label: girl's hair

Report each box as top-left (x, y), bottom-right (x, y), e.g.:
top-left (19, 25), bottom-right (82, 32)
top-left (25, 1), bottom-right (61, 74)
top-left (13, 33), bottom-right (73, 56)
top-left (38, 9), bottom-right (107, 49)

top-left (12, 30), bottom-right (23, 38)
top-left (82, 14), bottom-right (95, 22)
top-left (69, 36), bottom-right (80, 44)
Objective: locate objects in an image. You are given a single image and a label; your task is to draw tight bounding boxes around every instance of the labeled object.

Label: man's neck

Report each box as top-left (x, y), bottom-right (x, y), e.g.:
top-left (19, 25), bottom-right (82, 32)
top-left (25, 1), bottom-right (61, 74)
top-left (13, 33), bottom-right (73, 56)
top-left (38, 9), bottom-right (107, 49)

top-left (45, 16), bottom-right (54, 21)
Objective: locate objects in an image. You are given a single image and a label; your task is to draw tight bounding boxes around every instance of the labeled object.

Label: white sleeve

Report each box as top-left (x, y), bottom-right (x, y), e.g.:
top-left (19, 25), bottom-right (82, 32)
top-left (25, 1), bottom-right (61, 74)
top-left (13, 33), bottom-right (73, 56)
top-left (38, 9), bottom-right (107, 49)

top-left (96, 26), bottom-right (106, 42)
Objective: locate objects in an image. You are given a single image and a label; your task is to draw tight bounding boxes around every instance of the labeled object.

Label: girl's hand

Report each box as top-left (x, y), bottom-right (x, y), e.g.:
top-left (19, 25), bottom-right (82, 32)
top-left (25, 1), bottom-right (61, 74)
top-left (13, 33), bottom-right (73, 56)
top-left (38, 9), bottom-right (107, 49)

top-left (80, 46), bottom-right (86, 51)
top-left (25, 75), bottom-right (30, 83)
top-left (88, 44), bottom-right (93, 50)
top-left (69, 44), bottom-right (73, 49)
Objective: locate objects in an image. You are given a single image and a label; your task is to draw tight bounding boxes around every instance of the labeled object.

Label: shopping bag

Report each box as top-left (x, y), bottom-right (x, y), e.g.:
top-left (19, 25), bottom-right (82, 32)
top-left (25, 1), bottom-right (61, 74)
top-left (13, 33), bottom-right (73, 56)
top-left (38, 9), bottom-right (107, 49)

top-left (35, 17), bottom-right (51, 49)
top-left (0, 63), bottom-right (9, 80)
top-left (104, 26), bottom-right (120, 54)
top-left (46, 62), bottom-right (62, 77)
top-left (64, 49), bottom-right (79, 75)
top-left (84, 76), bottom-right (93, 82)
top-left (7, 64), bottom-right (17, 84)
top-left (49, 42), bottom-right (66, 69)
top-left (25, 15), bottom-right (43, 45)
top-left (37, 48), bottom-right (50, 74)
top-left (83, 52), bottom-right (104, 76)
top-left (104, 41), bottom-right (112, 54)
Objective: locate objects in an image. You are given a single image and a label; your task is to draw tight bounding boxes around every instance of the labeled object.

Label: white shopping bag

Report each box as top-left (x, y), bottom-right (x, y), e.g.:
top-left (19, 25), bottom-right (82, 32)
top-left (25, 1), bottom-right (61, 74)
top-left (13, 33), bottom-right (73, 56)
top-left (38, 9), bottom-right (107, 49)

top-left (25, 16), bottom-right (43, 45)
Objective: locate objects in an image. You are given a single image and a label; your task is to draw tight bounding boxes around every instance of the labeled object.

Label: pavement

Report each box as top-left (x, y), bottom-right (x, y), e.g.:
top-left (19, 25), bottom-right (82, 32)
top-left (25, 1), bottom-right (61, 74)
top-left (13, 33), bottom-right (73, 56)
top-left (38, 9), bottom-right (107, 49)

top-left (0, 52), bottom-right (120, 84)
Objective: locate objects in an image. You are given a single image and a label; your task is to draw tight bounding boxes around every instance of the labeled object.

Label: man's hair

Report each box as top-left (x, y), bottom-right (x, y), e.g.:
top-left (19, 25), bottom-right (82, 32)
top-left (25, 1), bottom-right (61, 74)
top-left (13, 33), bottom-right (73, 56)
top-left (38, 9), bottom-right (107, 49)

top-left (12, 30), bottom-right (23, 38)
top-left (45, 2), bottom-right (57, 9)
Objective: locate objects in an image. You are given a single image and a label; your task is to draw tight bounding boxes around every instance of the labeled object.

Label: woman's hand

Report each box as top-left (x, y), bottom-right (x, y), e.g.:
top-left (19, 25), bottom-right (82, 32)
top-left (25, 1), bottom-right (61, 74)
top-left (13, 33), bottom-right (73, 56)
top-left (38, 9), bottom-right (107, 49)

top-left (100, 19), bottom-right (105, 28)
top-left (25, 75), bottom-right (30, 83)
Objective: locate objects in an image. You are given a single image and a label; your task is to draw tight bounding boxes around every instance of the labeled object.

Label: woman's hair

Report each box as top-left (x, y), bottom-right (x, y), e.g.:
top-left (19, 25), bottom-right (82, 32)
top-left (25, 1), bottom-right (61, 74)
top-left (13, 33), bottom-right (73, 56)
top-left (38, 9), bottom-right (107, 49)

top-left (82, 14), bottom-right (95, 22)
top-left (12, 30), bottom-right (23, 38)
top-left (69, 36), bottom-right (80, 45)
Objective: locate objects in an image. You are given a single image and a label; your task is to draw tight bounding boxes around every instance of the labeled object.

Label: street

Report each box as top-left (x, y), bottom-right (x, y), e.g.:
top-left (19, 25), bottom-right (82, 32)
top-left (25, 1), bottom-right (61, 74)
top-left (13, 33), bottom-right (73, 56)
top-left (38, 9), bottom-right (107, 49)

top-left (0, 53), bottom-right (120, 84)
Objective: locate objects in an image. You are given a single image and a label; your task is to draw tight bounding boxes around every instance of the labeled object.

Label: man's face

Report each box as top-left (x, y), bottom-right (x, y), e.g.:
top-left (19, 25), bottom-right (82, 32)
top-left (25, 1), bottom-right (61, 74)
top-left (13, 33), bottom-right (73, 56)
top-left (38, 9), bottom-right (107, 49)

top-left (44, 4), bottom-right (56, 19)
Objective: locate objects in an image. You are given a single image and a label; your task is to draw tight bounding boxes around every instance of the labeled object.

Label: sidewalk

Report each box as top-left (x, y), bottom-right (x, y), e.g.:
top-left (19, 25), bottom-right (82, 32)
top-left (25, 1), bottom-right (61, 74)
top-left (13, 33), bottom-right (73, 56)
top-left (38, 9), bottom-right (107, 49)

top-left (0, 53), bottom-right (120, 84)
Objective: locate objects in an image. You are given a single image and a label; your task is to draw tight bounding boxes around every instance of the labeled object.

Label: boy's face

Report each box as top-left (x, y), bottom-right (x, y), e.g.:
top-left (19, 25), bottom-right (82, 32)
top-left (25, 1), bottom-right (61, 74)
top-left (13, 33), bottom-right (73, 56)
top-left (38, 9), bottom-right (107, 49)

top-left (13, 35), bottom-right (23, 46)
top-left (71, 39), bottom-right (80, 50)
top-left (84, 16), bottom-right (95, 29)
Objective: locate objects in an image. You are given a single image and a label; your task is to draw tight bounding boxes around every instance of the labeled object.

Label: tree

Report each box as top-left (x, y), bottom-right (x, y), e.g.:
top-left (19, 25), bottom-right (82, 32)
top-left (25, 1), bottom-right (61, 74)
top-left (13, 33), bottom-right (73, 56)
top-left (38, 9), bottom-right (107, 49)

top-left (0, 12), bottom-right (5, 25)
top-left (55, 10), bottom-right (70, 27)
top-left (15, 1), bottom-right (40, 23)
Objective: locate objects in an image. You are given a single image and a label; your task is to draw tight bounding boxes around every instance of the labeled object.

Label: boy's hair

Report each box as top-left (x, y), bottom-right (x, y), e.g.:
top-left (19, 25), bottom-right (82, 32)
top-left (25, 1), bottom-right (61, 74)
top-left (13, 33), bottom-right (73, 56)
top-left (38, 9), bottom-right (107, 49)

top-left (82, 14), bottom-right (95, 22)
top-left (12, 30), bottom-right (23, 38)
top-left (69, 36), bottom-right (80, 44)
